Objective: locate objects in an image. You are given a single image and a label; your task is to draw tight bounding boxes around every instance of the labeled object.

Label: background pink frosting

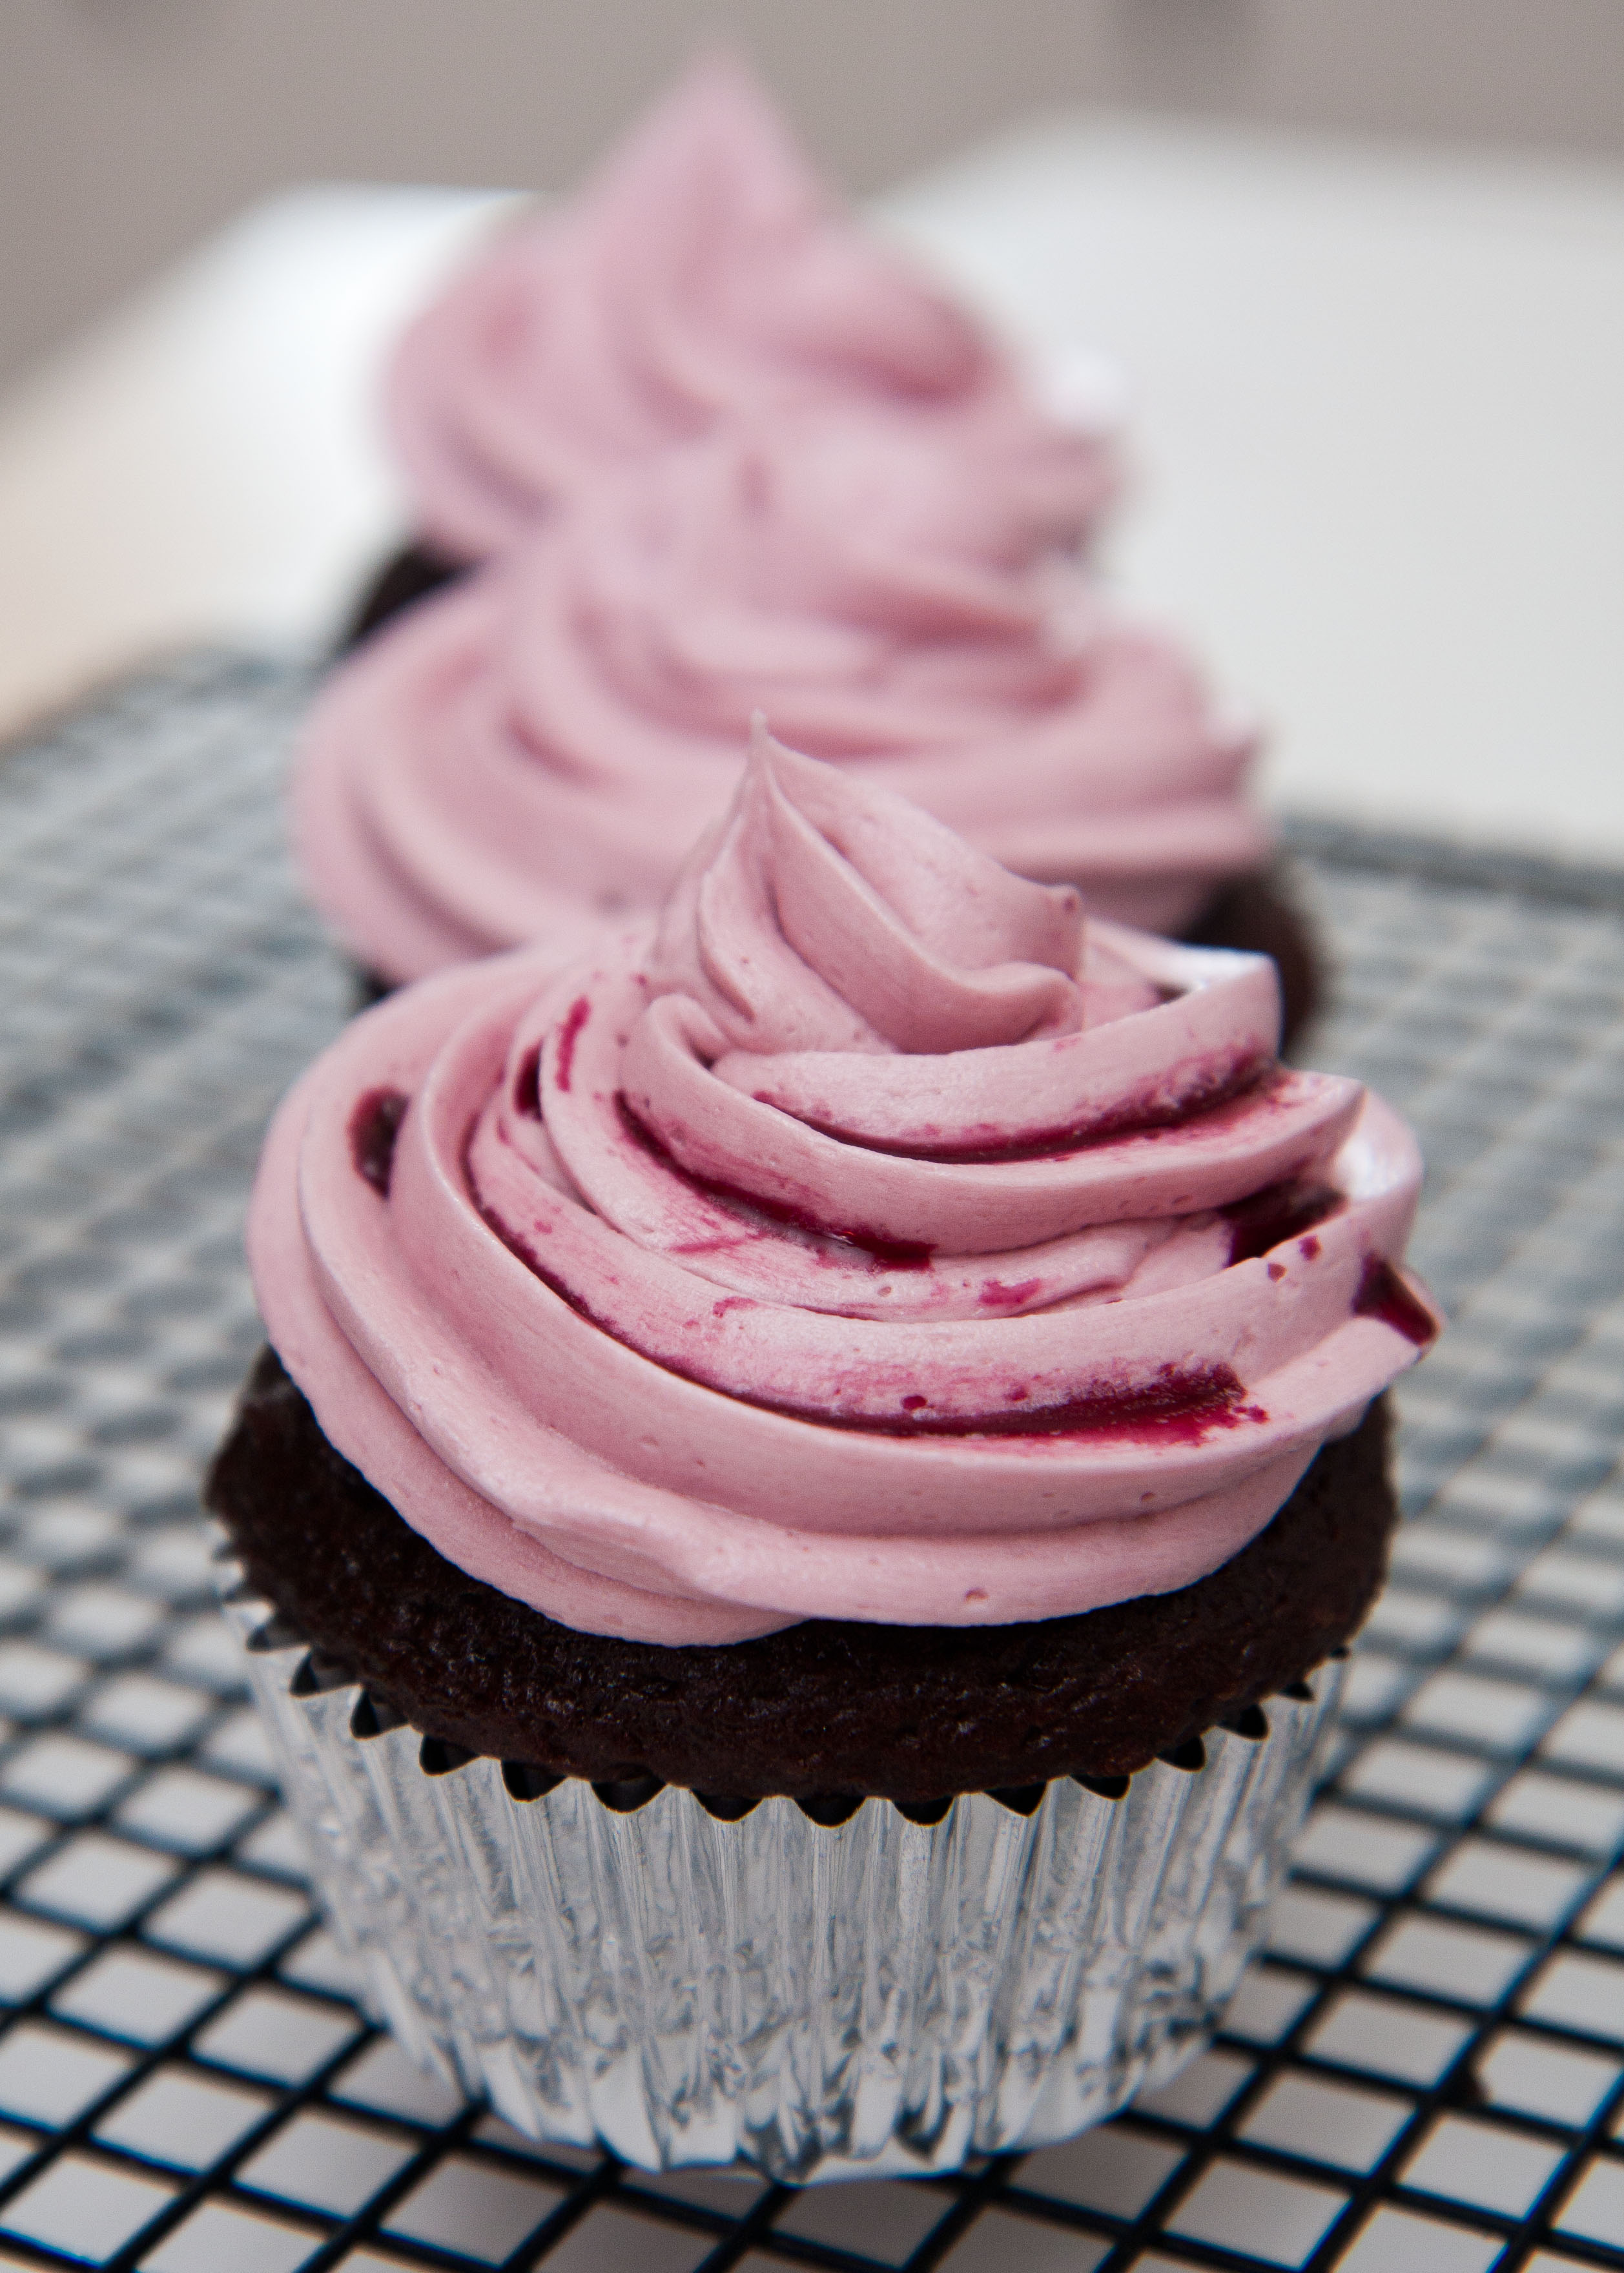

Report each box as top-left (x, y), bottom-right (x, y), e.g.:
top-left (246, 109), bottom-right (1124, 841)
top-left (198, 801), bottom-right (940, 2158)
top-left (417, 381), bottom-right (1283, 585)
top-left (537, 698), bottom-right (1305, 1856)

top-left (256, 736), bottom-right (1435, 1647)
top-left (386, 52), bottom-right (1113, 559)
top-left (296, 413), bottom-right (1266, 984)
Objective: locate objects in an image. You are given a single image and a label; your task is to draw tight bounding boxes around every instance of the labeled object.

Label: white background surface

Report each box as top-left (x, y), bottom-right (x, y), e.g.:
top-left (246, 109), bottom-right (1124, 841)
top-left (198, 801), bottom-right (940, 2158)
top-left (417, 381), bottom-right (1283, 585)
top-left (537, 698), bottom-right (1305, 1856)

top-left (1, 112), bottom-right (1621, 860)
top-left (885, 119), bottom-right (1624, 861)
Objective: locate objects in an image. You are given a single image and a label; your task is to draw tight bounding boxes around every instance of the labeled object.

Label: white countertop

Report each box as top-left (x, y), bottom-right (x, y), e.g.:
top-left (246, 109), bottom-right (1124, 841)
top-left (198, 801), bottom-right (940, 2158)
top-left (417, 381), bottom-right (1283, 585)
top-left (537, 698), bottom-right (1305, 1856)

top-left (2, 113), bottom-right (1621, 861)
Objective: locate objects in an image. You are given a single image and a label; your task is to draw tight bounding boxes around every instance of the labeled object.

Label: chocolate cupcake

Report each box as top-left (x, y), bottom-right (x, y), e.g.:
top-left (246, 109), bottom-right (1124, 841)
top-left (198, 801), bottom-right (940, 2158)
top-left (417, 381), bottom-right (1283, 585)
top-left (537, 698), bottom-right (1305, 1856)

top-left (302, 413), bottom-right (1316, 1030)
top-left (216, 735), bottom-right (1433, 2174)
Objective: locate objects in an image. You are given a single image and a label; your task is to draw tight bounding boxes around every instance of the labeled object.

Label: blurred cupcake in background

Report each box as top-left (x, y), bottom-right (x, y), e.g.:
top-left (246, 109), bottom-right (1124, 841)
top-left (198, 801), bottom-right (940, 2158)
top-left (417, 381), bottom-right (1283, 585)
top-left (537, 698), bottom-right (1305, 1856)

top-left (349, 50), bottom-right (1116, 640)
top-left (300, 411), bottom-right (1312, 1025)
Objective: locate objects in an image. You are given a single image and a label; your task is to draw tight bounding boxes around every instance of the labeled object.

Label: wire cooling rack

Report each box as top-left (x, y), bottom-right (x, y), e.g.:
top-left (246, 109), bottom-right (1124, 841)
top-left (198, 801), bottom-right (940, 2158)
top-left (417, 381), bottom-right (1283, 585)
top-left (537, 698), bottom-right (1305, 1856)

top-left (3, 652), bottom-right (1624, 2272)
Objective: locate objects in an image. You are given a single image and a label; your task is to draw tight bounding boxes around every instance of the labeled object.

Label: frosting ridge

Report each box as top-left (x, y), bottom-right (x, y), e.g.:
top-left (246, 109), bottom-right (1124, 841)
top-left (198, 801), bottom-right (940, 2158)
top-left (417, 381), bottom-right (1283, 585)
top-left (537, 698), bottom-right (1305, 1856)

top-left (256, 734), bottom-right (1436, 1645)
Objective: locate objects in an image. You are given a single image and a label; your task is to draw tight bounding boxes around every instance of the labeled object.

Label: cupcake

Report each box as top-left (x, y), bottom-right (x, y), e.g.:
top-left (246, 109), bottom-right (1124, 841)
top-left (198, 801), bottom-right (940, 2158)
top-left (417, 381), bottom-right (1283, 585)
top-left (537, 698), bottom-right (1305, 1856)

top-left (212, 732), bottom-right (1436, 2176)
top-left (303, 413), bottom-right (1315, 1028)
top-left (349, 52), bottom-right (1114, 643)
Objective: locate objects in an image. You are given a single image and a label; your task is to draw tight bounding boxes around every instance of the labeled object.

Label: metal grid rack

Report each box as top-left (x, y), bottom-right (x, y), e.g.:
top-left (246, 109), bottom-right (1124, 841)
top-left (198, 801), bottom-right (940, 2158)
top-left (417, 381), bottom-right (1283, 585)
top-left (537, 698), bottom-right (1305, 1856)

top-left (1, 652), bottom-right (1623, 2271)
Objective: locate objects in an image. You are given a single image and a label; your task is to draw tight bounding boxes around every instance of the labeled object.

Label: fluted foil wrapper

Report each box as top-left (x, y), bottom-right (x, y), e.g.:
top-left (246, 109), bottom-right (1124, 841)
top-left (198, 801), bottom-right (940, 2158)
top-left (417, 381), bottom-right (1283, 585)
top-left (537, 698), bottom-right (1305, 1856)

top-left (220, 1574), bottom-right (1339, 2183)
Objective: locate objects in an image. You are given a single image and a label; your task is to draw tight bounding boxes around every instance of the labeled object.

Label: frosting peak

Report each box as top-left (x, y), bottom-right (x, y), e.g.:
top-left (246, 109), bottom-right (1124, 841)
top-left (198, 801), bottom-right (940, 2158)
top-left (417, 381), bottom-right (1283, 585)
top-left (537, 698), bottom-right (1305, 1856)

top-left (648, 727), bottom-right (1087, 1058)
top-left (256, 739), bottom-right (1437, 1647)
top-left (387, 54), bottom-right (1102, 559)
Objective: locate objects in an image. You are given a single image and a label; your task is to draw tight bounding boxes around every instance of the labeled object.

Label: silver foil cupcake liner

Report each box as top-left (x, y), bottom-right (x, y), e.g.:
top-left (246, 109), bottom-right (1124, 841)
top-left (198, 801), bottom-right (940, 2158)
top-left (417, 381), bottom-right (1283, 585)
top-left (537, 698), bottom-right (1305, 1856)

top-left (218, 1563), bottom-right (1340, 2183)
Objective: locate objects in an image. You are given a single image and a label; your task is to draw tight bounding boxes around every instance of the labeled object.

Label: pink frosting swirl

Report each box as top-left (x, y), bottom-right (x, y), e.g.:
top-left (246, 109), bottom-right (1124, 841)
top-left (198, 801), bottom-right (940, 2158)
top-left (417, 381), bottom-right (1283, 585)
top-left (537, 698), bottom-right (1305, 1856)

top-left (387, 53), bottom-right (1109, 559)
top-left (296, 415), bottom-right (1261, 983)
top-left (255, 734), bottom-right (1436, 1647)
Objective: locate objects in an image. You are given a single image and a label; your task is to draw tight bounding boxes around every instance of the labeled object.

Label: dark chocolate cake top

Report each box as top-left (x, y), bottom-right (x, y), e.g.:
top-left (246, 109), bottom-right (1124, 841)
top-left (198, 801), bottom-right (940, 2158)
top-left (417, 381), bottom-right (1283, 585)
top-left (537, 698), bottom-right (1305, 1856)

top-left (211, 1350), bottom-right (1394, 1800)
